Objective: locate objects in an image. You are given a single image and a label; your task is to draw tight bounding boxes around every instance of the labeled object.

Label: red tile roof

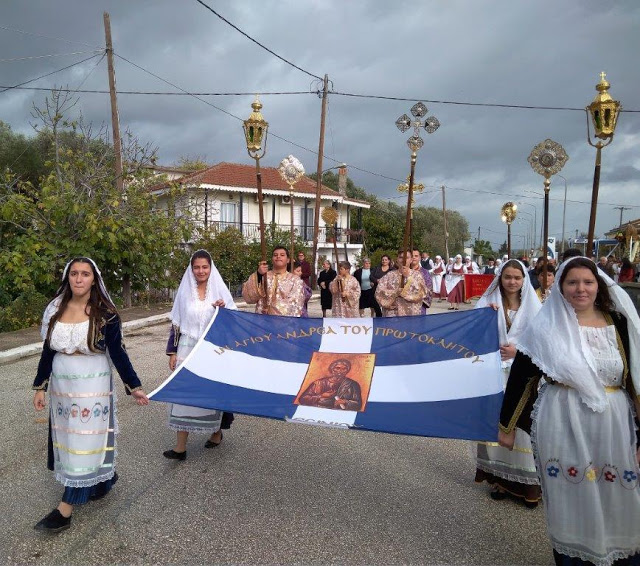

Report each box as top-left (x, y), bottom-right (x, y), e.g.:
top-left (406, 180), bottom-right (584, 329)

top-left (150, 162), bottom-right (366, 203)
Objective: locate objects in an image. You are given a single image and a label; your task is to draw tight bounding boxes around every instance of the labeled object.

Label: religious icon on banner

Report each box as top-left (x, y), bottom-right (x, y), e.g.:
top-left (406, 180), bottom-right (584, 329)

top-left (295, 352), bottom-right (375, 412)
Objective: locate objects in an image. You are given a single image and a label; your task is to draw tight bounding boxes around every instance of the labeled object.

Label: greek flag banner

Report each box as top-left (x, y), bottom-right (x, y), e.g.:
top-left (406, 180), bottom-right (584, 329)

top-left (149, 308), bottom-right (503, 441)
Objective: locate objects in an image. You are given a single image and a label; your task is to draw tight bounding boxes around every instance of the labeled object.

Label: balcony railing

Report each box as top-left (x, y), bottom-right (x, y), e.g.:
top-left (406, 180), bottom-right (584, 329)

top-left (203, 221), bottom-right (364, 244)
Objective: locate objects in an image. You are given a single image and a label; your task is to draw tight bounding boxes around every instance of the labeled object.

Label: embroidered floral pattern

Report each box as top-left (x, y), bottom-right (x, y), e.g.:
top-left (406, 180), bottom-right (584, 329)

top-left (547, 465), bottom-right (560, 477)
top-left (604, 471), bottom-right (616, 482)
top-left (585, 468), bottom-right (597, 482)
top-left (568, 466), bottom-right (578, 477)
top-left (623, 470), bottom-right (638, 482)
top-left (54, 402), bottom-right (110, 422)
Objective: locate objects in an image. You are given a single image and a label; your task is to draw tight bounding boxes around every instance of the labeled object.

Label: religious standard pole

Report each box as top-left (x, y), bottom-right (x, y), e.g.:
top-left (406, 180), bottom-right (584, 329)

top-left (528, 139), bottom-right (568, 294)
top-left (442, 185), bottom-right (450, 261)
top-left (311, 74), bottom-right (329, 288)
top-left (395, 102), bottom-right (440, 278)
top-left (278, 156), bottom-right (305, 270)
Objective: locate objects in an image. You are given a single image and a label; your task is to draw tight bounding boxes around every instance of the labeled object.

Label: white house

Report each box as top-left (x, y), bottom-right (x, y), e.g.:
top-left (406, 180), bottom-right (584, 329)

top-left (149, 162), bottom-right (370, 267)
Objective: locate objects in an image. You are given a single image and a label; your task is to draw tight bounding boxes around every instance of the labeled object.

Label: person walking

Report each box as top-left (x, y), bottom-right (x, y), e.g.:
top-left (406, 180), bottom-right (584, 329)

top-left (32, 257), bottom-right (149, 533)
top-left (163, 250), bottom-right (236, 461)
top-left (317, 260), bottom-right (336, 317)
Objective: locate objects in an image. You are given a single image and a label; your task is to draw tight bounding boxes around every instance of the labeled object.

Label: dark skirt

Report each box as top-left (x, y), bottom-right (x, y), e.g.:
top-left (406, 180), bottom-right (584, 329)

top-left (320, 289), bottom-right (332, 310)
top-left (474, 468), bottom-right (541, 504)
top-left (359, 288), bottom-right (375, 310)
top-left (62, 472), bottom-right (118, 505)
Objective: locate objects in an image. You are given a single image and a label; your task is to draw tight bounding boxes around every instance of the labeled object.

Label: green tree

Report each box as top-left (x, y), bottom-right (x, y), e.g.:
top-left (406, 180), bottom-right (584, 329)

top-left (472, 239), bottom-right (494, 258)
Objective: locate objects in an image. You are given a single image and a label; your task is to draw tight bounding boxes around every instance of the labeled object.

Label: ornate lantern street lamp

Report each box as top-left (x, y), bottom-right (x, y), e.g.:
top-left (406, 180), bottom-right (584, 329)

top-left (277, 155), bottom-right (305, 268)
top-left (585, 72), bottom-right (621, 257)
top-left (528, 138), bottom-right (569, 293)
top-left (397, 175), bottom-right (425, 248)
top-left (243, 96), bottom-right (269, 296)
top-left (395, 102), bottom-right (440, 268)
top-left (321, 206), bottom-right (339, 268)
top-left (500, 202), bottom-right (518, 258)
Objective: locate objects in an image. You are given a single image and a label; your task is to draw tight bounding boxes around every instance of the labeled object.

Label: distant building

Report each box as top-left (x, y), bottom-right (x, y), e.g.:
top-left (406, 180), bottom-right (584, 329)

top-left (149, 162), bottom-right (369, 266)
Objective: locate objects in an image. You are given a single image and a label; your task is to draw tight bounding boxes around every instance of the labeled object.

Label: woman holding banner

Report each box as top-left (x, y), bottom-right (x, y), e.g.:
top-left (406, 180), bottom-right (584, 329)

top-left (474, 259), bottom-right (542, 507)
top-left (163, 250), bottom-right (236, 461)
top-left (498, 257), bottom-right (640, 565)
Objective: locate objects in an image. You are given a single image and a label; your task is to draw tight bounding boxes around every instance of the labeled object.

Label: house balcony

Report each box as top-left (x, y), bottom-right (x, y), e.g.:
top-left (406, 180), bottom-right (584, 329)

top-left (205, 221), bottom-right (364, 245)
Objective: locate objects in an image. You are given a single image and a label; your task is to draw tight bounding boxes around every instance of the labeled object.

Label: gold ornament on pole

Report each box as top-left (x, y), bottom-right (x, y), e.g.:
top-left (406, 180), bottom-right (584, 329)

top-left (321, 206), bottom-right (339, 268)
top-left (528, 138), bottom-right (569, 293)
top-left (585, 72), bottom-right (621, 257)
top-left (243, 95), bottom-right (269, 301)
top-left (277, 155), bottom-right (305, 269)
top-left (500, 202), bottom-right (518, 258)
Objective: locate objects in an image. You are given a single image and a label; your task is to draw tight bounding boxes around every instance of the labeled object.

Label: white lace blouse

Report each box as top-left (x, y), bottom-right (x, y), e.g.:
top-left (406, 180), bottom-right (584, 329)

top-left (49, 320), bottom-right (95, 355)
top-left (579, 325), bottom-right (624, 387)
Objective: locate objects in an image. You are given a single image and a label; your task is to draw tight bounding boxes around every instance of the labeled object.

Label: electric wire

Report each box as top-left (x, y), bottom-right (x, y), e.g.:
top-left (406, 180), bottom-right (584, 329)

top-left (0, 25), bottom-right (100, 48)
top-left (0, 53), bottom-right (103, 94)
top-left (0, 50), bottom-right (103, 63)
top-left (193, 0), bottom-right (322, 81)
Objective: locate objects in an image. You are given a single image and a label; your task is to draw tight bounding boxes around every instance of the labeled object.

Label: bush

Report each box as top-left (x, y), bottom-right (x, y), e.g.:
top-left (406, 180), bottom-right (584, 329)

top-left (0, 288), bottom-right (49, 332)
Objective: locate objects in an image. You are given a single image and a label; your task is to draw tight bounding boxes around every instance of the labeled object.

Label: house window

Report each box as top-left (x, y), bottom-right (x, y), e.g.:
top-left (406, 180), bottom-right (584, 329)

top-left (220, 202), bottom-right (237, 229)
top-left (301, 206), bottom-right (314, 240)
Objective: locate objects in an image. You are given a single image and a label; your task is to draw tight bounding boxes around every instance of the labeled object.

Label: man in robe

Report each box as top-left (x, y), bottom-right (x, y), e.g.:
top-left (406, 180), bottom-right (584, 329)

top-left (298, 359), bottom-right (362, 411)
top-left (296, 251), bottom-right (312, 287)
top-left (411, 249), bottom-right (433, 314)
top-left (242, 246), bottom-right (305, 316)
top-left (375, 250), bottom-right (428, 317)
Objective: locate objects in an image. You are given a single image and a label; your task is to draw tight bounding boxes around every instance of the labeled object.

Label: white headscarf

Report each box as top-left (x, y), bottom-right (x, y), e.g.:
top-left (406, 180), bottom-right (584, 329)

top-left (40, 257), bottom-right (113, 340)
top-left (517, 256), bottom-right (640, 413)
top-left (476, 259), bottom-right (540, 347)
top-left (170, 250), bottom-right (237, 340)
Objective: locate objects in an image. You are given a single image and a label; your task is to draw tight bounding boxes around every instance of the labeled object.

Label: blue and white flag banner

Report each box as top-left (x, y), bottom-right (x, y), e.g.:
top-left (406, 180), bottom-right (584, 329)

top-left (149, 308), bottom-right (503, 441)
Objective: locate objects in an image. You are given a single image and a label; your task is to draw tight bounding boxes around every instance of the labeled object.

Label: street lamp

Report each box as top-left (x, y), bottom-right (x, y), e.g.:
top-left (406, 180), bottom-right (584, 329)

top-left (396, 102), bottom-right (440, 268)
top-left (500, 202), bottom-right (517, 258)
top-left (585, 72), bottom-right (621, 257)
top-left (277, 155), bottom-right (305, 269)
top-left (528, 138), bottom-right (569, 293)
top-left (243, 95), bottom-right (269, 298)
top-left (517, 202), bottom-right (538, 253)
top-left (556, 174), bottom-right (568, 254)
top-left (516, 211), bottom-right (533, 257)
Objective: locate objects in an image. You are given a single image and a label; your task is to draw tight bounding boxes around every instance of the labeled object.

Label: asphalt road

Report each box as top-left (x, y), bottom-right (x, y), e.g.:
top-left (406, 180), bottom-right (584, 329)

top-left (0, 307), bottom-right (553, 565)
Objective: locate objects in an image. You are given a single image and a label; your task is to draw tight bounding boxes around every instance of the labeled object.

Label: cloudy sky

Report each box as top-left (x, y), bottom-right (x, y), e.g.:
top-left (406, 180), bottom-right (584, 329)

top-left (1, 0), bottom-right (639, 252)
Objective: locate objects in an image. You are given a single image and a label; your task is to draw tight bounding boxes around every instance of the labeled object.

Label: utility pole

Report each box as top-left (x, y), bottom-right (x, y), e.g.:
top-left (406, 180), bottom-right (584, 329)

top-left (311, 74), bottom-right (329, 289)
top-left (477, 226), bottom-right (480, 241)
top-left (104, 13), bottom-right (131, 306)
top-left (614, 206), bottom-right (632, 228)
top-left (442, 185), bottom-right (450, 260)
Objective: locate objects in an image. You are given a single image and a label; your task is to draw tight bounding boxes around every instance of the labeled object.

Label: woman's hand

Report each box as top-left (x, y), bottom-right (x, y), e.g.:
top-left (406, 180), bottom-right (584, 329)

top-left (257, 261), bottom-right (268, 276)
top-left (498, 429), bottom-right (515, 450)
top-left (212, 299), bottom-right (225, 308)
top-left (500, 343), bottom-right (517, 361)
top-left (169, 354), bottom-right (177, 371)
top-left (132, 389), bottom-right (149, 406)
top-left (33, 390), bottom-right (46, 411)
top-left (488, 302), bottom-right (499, 311)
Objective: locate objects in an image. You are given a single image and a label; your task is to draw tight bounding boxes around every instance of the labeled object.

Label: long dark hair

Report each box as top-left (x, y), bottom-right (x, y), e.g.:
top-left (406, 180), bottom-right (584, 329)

top-left (559, 257), bottom-right (614, 312)
top-left (46, 258), bottom-right (117, 350)
top-left (190, 249), bottom-right (212, 267)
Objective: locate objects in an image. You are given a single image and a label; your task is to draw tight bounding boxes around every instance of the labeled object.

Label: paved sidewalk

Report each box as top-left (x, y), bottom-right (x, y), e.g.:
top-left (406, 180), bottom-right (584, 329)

top-left (0, 293), bottom-right (470, 364)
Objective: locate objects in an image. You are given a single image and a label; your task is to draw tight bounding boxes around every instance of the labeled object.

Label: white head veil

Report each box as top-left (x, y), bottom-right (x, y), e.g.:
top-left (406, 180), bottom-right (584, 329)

top-left (476, 259), bottom-right (541, 347)
top-left (517, 256), bottom-right (640, 412)
top-left (170, 250), bottom-right (237, 340)
top-left (40, 257), bottom-right (112, 340)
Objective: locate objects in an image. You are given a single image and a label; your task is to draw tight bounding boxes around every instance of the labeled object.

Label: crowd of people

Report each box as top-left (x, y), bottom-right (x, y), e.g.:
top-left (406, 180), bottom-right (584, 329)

top-left (30, 247), bottom-right (640, 566)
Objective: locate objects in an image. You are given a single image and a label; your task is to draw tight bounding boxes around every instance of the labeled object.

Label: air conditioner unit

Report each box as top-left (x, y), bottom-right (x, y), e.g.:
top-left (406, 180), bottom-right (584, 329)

top-left (281, 195), bottom-right (292, 205)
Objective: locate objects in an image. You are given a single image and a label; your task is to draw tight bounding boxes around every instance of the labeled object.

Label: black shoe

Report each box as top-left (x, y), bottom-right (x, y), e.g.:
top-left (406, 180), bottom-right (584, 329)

top-left (489, 487), bottom-right (507, 501)
top-left (204, 432), bottom-right (223, 449)
top-left (34, 509), bottom-right (71, 533)
top-left (163, 449), bottom-right (186, 461)
top-left (524, 500), bottom-right (539, 509)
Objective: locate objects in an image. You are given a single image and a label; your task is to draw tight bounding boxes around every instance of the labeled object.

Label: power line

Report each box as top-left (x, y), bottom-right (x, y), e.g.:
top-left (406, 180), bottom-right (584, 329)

top-left (193, 0), bottom-right (322, 81)
top-left (0, 25), bottom-right (100, 49)
top-left (0, 86), bottom-right (312, 96)
top-left (0, 50), bottom-right (102, 63)
top-left (0, 53), bottom-right (103, 94)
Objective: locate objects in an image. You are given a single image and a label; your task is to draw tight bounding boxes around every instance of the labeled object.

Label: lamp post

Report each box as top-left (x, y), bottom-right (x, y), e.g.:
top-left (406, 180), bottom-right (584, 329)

top-left (500, 202), bottom-right (518, 258)
top-left (516, 211), bottom-right (533, 257)
top-left (395, 102), bottom-right (440, 270)
top-left (243, 95), bottom-right (269, 298)
top-left (585, 72), bottom-right (621, 257)
top-left (556, 174), bottom-right (568, 254)
top-left (517, 202), bottom-right (537, 254)
top-left (277, 155), bottom-right (305, 269)
top-left (397, 175), bottom-right (425, 249)
top-left (528, 139), bottom-right (569, 293)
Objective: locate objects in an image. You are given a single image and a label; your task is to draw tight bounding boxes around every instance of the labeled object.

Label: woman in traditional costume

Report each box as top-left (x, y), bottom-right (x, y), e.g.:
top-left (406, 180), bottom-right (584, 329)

top-left (499, 257), bottom-right (640, 565)
top-left (32, 257), bottom-right (149, 533)
top-left (445, 254), bottom-right (465, 310)
top-left (474, 259), bottom-right (542, 507)
top-left (430, 255), bottom-right (446, 301)
top-left (317, 260), bottom-right (336, 317)
top-left (329, 260), bottom-right (360, 318)
top-left (163, 250), bottom-right (236, 461)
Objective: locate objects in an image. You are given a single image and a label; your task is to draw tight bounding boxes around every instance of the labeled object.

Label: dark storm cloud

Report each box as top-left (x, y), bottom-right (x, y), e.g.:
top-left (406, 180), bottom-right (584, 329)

top-left (0, 0), bottom-right (638, 244)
